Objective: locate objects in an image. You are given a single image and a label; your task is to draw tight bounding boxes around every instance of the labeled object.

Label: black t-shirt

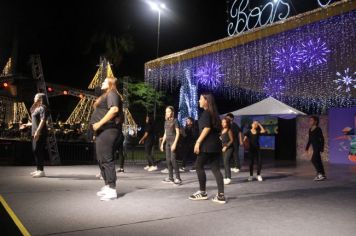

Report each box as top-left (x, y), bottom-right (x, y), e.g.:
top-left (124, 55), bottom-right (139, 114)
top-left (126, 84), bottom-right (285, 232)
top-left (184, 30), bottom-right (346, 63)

top-left (31, 105), bottom-right (47, 136)
top-left (231, 122), bottom-right (242, 144)
top-left (144, 123), bottom-right (155, 144)
top-left (90, 90), bottom-right (123, 130)
top-left (164, 118), bottom-right (179, 141)
top-left (198, 110), bottom-right (221, 153)
top-left (245, 130), bottom-right (261, 150)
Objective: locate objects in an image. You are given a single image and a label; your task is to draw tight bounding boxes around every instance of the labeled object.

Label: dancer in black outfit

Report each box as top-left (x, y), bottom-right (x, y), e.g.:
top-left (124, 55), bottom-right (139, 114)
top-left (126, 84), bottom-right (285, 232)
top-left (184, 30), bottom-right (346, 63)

top-left (24, 93), bottom-right (48, 178)
top-left (139, 115), bottom-right (157, 171)
top-left (225, 113), bottom-right (243, 173)
top-left (160, 106), bottom-right (181, 185)
top-left (221, 118), bottom-right (234, 185)
top-left (306, 116), bottom-right (326, 181)
top-left (189, 93), bottom-right (226, 204)
top-left (244, 121), bottom-right (266, 182)
top-left (180, 117), bottom-right (198, 171)
top-left (91, 76), bottom-right (123, 201)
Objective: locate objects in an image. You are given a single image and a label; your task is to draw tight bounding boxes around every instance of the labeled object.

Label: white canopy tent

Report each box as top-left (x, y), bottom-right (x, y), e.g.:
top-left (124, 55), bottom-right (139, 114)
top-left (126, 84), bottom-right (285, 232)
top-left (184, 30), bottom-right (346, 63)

top-left (228, 97), bottom-right (306, 119)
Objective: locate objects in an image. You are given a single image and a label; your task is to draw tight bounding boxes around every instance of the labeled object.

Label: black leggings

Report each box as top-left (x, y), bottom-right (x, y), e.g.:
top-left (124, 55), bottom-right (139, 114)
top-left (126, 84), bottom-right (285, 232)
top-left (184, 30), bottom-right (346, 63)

top-left (114, 134), bottom-right (127, 169)
top-left (223, 148), bottom-right (233, 179)
top-left (231, 141), bottom-right (241, 169)
top-left (311, 148), bottom-right (325, 176)
top-left (96, 128), bottom-right (119, 188)
top-left (145, 142), bottom-right (155, 166)
top-left (196, 152), bottom-right (224, 194)
top-left (249, 149), bottom-right (262, 176)
top-left (165, 140), bottom-right (180, 180)
top-left (32, 135), bottom-right (47, 171)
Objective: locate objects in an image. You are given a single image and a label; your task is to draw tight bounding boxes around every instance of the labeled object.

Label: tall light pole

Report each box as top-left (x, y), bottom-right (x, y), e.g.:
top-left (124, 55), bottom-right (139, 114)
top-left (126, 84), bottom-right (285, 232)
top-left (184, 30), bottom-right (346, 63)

top-left (147, 1), bottom-right (167, 119)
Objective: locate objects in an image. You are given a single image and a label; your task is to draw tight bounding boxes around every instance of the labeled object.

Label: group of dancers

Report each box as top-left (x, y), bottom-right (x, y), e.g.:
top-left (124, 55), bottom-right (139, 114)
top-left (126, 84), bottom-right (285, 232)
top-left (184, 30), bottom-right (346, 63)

top-left (26, 76), bottom-right (327, 203)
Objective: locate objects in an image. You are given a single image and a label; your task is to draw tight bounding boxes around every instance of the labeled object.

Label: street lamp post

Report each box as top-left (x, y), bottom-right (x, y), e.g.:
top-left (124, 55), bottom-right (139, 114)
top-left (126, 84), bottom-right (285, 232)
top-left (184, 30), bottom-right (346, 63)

top-left (147, 1), bottom-right (166, 120)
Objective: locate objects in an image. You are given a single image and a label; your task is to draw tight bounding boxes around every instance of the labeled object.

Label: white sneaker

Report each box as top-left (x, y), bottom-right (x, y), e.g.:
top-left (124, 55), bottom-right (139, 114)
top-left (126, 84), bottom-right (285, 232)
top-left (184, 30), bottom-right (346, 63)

top-left (95, 173), bottom-right (101, 178)
top-left (224, 178), bottom-right (231, 185)
top-left (148, 166), bottom-right (158, 172)
top-left (30, 170), bottom-right (39, 176)
top-left (247, 176), bottom-right (254, 182)
top-left (32, 171), bottom-right (45, 178)
top-left (144, 165), bottom-right (150, 170)
top-left (179, 167), bottom-right (185, 172)
top-left (257, 175), bottom-right (263, 182)
top-left (231, 168), bottom-right (240, 173)
top-left (97, 185), bottom-right (110, 197)
top-left (100, 188), bottom-right (117, 201)
top-left (161, 168), bottom-right (169, 174)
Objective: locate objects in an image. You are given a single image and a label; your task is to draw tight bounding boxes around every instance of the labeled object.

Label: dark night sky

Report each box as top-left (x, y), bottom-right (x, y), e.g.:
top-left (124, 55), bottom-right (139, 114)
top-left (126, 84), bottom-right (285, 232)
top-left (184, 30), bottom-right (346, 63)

top-left (0, 0), bottom-right (331, 118)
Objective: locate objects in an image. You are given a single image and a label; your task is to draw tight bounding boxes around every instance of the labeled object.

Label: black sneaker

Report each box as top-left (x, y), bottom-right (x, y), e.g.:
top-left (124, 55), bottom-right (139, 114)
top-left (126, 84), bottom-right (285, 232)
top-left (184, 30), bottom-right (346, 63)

top-left (174, 178), bottom-right (182, 185)
top-left (116, 168), bottom-right (124, 173)
top-left (189, 191), bottom-right (208, 200)
top-left (162, 177), bottom-right (174, 183)
top-left (212, 194), bottom-right (226, 204)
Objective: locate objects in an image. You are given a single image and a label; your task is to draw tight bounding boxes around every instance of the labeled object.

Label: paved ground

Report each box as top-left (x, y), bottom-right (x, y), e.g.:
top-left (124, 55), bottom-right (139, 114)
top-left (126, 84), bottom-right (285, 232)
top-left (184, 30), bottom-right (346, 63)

top-left (0, 162), bottom-right (356, 236)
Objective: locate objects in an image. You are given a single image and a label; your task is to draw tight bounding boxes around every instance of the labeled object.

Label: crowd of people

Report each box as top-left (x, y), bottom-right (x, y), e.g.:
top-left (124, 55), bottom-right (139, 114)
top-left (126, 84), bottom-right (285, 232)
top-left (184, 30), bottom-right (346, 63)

top-left (26, 76), bottom-right (327, 204)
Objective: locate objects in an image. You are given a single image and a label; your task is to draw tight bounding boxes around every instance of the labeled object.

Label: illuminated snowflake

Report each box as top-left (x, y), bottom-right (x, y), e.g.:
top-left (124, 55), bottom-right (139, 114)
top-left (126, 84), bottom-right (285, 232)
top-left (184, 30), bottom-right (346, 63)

top-left (300, 38), bottom-right (331, 68)
top-left (334, 68), bottom-right (356, 93)
top-left (273, 46), bottom-right (303, 73)
top-left (263, 78), bottom-right (285, 98)
top-left (194, 62), bottom-right (224, 88)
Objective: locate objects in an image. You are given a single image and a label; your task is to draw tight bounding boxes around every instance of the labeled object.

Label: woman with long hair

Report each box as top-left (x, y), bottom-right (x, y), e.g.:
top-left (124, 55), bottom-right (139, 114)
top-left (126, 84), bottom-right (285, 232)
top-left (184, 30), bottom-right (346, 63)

top-left (160, 106), bottom-right (182, 185)
top-left (221, 118), bottom-right (234, 185)
top-left (243, 121), bottom-right (266, 182)
top-left (139, 115), bottom-right (157, 171)
top-left (189, 93), bottom-right (226, 204)
top-left (306, 116), bottom-right (326, 181)
top-left (91, 76), bottom-right (123, 201)
top-left (25, 93), bottom-right (48, 178)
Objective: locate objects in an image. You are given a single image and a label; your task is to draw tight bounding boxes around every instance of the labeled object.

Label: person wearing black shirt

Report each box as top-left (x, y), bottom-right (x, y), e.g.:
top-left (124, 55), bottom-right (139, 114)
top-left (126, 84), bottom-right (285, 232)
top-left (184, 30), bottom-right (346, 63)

top-left (244, 121), bottom-right (266, 182)
top-left (220, 118), bottom-right (234, 185)
top-left (139, 115), bottom-right (157, 171)
top-left (189, 93), bottom-right (226, 204)
top-left (91, 76), bottom-right (123, 201)
top-left (306, 116), bottom-right (326, 181)
top-left (225, 113), bottom-right (243, 173)
top-left (160, 106), bottom-right (181, 185)
top-left (24, 93), bottom-right (48, 178)
top-left (180, 117), bottom-right (198, 171)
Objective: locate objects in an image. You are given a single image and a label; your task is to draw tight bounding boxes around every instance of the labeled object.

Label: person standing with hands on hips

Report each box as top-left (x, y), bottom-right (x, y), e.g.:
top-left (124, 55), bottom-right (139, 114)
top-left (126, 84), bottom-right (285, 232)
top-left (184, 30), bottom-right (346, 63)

top-left (189, 93), bottom-right (226, 204)
top-left (91, 76), bottom-right (123, 201)
top-left (160, 106), bottom-right (182, 185)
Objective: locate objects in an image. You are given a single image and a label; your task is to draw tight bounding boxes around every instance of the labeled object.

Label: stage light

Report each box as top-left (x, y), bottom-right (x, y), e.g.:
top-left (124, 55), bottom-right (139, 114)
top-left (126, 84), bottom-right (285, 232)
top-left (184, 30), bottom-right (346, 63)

top-left (3, 82), bottom-right (8, 88)
top-left (63, 90), bottom-right (68, 95)
top-left (79, 94), bottom-right (84, 99)
top-left (47, 87), bottom-right (53, 92)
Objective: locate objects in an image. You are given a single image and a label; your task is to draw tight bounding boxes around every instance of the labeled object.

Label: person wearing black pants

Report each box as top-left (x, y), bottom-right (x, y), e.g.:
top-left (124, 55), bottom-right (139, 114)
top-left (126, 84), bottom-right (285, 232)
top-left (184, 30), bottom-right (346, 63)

top-left (306, 116), bottom-right (326, 181)
top-left (25, 93), bottom-right (48, 178)
top-left (225, 113), bottom-right (243, 173)
top-left (115, 133), bottom-right (127, 173)
top-left (221, 118), bottom-right (234, 185)
top-left (244, 121), bottom-right (266, 182)
top-left (180, 117), bottom-right (198, 171)
top-left (139, 115), bottom-right (157, 171)
top-left (91, 76), bottom-right (123, 201)
top-left (160, 106), bottom-right (181, 185)
top-left (189, 93), bottom-right (226, 204)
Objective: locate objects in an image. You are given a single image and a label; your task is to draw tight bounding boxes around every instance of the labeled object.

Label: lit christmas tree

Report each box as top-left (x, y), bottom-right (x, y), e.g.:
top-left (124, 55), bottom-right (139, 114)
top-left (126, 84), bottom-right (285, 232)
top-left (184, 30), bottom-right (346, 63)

top-left (178, 69), bottom-right (198, 126)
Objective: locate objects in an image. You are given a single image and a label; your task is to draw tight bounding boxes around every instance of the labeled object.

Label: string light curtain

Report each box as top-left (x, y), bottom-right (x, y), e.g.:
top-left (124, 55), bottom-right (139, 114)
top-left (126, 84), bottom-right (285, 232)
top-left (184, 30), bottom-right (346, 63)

top-left (145, 3), bottom-right (356, 114)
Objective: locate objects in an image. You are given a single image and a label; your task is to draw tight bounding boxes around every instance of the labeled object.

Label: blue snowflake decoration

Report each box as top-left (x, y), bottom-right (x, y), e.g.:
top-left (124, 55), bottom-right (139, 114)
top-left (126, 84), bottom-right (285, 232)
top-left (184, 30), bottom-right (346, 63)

top-left (300, 38), bottom-right (331, 68)
top-left (334, 68), bottom-right (356, 93)
top-left (273, 46), bottom-right (303, 73)
top-left (263, 78), bottom-right (285, 98)
top-left (194, 62), bottom-right (224, 88)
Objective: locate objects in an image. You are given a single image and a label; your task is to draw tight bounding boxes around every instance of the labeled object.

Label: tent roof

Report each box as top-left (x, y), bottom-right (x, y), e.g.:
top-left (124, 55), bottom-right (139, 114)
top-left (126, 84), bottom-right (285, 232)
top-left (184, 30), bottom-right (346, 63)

top-left (229, 97), bottom-right (306, 118)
